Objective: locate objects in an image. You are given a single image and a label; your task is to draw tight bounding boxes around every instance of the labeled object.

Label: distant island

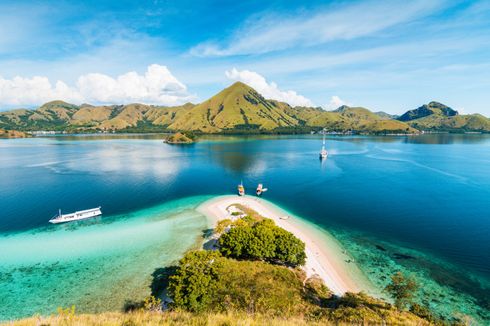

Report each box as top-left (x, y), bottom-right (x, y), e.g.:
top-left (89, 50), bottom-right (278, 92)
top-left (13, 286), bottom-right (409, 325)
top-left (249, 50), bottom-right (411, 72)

top-left (164, 131), bottom-right (196, 144)
top-left (1, 82), bottom-right (489, 135)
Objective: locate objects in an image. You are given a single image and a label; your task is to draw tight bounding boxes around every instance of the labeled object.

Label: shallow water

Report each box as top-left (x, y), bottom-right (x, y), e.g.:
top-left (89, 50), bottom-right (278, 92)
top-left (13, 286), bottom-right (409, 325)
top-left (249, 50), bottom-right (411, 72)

top-left (0, 134), bottom-right (489, 322)
top-left (0, 196), bottom-right (209, 320)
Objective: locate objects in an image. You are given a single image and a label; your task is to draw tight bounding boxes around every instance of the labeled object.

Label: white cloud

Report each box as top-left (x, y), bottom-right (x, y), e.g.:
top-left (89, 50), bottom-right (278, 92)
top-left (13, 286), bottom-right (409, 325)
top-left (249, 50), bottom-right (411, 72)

top-left (0, 76), bottom-right (83, 107)
top-left (0, 64), bottom-right (193, 107)
top-left (225, 68), bottom-right (313, 107)
top-left (326, 96), bottom-right (349, 110)
top-left (191, 0), bottom-right (443, 56)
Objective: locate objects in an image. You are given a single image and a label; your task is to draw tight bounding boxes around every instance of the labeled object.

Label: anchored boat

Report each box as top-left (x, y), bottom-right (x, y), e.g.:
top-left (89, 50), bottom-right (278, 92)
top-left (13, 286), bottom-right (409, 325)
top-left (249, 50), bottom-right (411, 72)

top-left (238, 181), bottom-right (245, 196)
top-left (49, 207), bottom-right (102, 224)
top-left (319, 128), bottom-right (328, 159)
top-left (256, 183), bottom-right (268, 196)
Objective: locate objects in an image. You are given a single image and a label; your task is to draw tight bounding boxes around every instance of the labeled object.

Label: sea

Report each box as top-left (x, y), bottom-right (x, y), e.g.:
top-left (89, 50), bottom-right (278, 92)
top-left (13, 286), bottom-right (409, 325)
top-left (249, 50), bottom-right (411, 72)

top-left (0, 134), bottom-right (489, 322)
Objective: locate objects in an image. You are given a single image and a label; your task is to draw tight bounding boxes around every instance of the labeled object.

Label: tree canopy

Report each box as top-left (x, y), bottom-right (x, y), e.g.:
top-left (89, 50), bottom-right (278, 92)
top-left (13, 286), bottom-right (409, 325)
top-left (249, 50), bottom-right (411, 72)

top-left (384, 272), bottom-right (418, 310)
top-left (218, 218), bottom-right (306, 266)
top-left (168, 250), bottom-right (224, 312)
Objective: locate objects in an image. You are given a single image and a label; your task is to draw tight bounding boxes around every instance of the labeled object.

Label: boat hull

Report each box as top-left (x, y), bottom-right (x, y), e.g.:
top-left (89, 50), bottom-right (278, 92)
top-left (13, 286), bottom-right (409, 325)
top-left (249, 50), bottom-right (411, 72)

top-left (49, 207), bottom-right (102, 224)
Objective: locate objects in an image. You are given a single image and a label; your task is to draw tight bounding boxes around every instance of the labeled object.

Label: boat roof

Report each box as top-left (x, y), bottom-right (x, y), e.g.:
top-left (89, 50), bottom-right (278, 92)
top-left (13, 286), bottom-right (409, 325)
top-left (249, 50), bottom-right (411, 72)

top-left (70, 207), bottom-right (101, 214)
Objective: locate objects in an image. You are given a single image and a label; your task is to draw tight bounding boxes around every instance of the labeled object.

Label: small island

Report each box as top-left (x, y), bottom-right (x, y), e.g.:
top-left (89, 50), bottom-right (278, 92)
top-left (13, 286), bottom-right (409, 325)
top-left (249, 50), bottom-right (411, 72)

top-left (164, 131), bottom-right (196, 144)
top-left (9, 196), bottom-right (457, 325)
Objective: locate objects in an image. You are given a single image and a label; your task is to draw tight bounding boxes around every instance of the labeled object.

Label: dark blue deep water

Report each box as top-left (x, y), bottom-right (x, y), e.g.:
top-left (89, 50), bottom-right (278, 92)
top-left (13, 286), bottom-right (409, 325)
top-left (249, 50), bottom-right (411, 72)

top-left (1, 134), bottom-right (489, 321)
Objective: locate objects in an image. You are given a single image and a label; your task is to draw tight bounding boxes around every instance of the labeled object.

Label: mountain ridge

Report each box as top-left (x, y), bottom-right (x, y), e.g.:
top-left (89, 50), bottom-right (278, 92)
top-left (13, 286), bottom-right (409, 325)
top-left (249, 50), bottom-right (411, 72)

top-left (0, 83), bottom-right (488, 134)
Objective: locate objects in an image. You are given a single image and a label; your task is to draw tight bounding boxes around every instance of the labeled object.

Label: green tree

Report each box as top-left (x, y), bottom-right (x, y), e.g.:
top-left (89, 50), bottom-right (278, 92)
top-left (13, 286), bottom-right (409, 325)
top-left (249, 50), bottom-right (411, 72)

top-left (384, 272), bottom-right (418, 310)
top-left (218, 218), bottom-right (306, 267)
top-left (273, 227), bottom-right (306, 266)
top-left (248, 221), bottom-right (276, 259)
top-left (219, 226), bottom-right (253, 257)
top-left (168, 250), bottom-right (224, 312)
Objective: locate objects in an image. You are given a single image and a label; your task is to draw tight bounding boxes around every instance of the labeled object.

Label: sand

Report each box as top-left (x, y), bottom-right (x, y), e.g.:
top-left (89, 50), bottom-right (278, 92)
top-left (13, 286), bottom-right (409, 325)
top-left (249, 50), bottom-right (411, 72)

top-left (197, 195), bottom-right (374, 296)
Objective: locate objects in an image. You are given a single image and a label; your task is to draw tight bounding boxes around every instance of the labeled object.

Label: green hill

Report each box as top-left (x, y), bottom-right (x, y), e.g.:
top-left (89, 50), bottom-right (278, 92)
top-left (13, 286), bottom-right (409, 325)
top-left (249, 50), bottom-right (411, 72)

top-left (398, 101), bottom-right (458, 122)
top-left (398, 102), bottom-right (490, 132)
top-left (167, 82), bottom-right (299, 132)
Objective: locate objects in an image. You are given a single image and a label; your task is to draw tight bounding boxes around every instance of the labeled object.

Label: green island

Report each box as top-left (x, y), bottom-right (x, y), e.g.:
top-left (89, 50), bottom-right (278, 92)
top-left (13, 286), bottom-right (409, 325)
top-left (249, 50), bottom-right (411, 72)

top-left (164, 131), bottom-right (196, 144)
top-left (1, 83), bottom-right (489, 136)
top-left (6, 201), bottom-right (463, 326)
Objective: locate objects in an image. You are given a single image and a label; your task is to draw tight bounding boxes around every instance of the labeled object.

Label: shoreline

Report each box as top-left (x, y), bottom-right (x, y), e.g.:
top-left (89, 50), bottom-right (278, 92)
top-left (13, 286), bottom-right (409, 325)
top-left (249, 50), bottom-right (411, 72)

top-left (197, 195), bottom-right (377, 296)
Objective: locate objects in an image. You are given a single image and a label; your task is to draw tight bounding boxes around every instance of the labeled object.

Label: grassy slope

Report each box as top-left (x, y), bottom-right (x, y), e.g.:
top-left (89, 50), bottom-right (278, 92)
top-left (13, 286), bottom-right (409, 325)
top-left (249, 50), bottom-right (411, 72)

top-left (397, 101), bottom-right (490, 132)
top-left (6, 258), bottom-right (431, 326)
top-left (5, 310), bottom-right (430, 326)
top-left (408, 113), bottom-right (490, 132)
top-left (168, 82), bottom-right (299, 132)
top-left (289, 106), bottom-right (416, 133)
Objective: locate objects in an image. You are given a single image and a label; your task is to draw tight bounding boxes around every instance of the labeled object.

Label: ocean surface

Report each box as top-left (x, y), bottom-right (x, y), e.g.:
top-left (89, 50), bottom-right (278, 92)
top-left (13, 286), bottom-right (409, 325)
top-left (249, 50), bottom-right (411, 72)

top-left (0, 134), bottom-right (489, 322)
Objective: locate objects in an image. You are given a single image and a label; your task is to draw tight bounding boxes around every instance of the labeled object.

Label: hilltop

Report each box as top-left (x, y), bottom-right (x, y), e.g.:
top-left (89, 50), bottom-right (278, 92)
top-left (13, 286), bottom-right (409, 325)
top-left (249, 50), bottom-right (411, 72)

top-left (0, 83), bottom-right (488, 134)
top-left (398, 101), bottom-right (490, 132)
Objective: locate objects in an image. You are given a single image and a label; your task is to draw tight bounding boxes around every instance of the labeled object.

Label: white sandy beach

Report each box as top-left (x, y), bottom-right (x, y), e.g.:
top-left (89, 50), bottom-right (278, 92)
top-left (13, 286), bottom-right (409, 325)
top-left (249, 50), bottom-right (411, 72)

top-left (197, 195), bottom-right (374, 296)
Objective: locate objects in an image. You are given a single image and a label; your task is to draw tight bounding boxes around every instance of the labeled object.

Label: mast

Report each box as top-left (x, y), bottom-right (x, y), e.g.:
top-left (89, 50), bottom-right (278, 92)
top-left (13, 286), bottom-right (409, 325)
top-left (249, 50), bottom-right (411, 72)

top-left (322, 128), bottom-right (326, 150)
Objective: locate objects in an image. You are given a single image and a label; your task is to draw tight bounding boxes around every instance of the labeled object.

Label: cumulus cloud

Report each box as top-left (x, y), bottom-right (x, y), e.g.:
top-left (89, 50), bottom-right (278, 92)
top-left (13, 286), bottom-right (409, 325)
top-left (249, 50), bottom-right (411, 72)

top-left (0, 64), bottom-right (192, 107)
top-left (191, 0), bottom-right (443, 57)
top-left (0, 76), bottom-right (83, 106)
top-left (225, 68), bottom-right (313, 107)
top-left (326, 96), bottom-right (349, 110)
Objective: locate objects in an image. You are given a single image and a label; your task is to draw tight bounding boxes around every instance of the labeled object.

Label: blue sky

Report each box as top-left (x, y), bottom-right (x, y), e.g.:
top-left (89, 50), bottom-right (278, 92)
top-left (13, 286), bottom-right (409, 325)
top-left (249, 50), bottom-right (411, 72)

top-left (0, 0), bottom-right (489, 115)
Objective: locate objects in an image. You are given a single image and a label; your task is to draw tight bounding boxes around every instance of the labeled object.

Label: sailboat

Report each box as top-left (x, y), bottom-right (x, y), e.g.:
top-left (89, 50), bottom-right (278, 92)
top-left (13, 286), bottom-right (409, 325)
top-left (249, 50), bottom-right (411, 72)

top-left (319, 128), bottom-right (328, 159)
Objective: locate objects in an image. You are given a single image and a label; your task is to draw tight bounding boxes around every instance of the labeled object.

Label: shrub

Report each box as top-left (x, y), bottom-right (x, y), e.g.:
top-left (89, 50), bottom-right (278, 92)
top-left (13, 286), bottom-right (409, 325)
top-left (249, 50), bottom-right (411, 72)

top-left (384, 272), bottom-right (418, 310)
top-left (215, 219), bottom-right (232, 234)
top-left (273, 227), bottom-right (306, 266)
top-left (410, 303), bottom-right (435, 322)
top-left (168, 250), bottom-right (224, 312)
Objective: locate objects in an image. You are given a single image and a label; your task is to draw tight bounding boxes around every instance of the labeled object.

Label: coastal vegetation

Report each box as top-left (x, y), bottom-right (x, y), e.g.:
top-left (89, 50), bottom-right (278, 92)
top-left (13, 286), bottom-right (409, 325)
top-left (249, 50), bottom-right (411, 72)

top-left (161, 207), bottom-right (470, 325)
top-left (164, 251), bottom-right (436, 325)
top-left (1, 83), bottom-right (488, 135)
top-left (0, 128), bottom-right (30, 138)
top-left (384, 271), bottom-right (419, 310)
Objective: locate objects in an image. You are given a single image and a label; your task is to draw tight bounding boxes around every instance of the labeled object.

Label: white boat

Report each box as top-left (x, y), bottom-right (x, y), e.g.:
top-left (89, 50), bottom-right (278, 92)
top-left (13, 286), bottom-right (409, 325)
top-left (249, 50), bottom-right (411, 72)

top-left (319, 128), bottom-right (328, 159)
top-left (49, 207), bottom-right (102, 224)
top-left (256, 184), bottom-right (263, 196)
top-left (238, 181), bottom-right (245, 196)
top-left (256, 183), bottom-right (268, 196)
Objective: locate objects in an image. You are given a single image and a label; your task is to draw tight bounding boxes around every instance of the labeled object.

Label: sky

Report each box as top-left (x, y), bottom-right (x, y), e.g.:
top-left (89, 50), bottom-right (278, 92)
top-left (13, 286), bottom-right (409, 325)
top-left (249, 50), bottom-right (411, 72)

top-left (0, 0), bottom-right (489, 115)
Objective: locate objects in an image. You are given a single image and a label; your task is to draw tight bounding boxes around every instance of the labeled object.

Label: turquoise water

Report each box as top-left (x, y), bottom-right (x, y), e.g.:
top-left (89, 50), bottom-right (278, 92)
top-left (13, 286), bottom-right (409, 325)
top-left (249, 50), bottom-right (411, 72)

top-left (0, 134), bottom-right (489, 322)
top-left (0, 195), bottom-right (210, 320)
